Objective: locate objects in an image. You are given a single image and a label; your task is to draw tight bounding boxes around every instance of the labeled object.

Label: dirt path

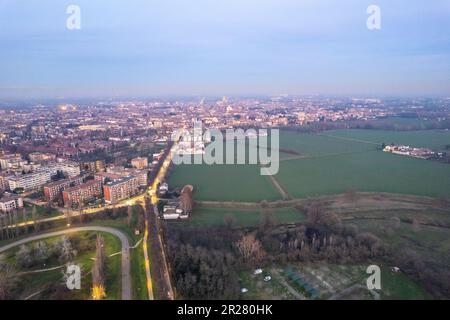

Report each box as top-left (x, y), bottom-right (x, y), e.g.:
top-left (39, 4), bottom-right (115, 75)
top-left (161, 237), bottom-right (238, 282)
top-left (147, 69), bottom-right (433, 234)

top-left (0, 226), bottom-right (132, 300)
top-left (267, 175), bottom-right (291, 200)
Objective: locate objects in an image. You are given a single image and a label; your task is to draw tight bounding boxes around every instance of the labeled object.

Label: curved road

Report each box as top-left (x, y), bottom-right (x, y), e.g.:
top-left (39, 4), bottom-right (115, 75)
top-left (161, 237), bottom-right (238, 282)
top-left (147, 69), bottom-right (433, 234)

top-left (0, 226), bottom-right (131, 300)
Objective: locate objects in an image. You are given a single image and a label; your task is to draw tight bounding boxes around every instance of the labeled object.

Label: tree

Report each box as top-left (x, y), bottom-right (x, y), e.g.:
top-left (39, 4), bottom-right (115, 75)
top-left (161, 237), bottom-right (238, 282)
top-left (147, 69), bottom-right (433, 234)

top-left (32, 206), bottom-right (39, 232)
top-left (236, 234), bottom-right (266, 265)
top-left (58, 236), bottom-right (77, 263)
top-left (21, 208), bottom-right (27, 234)
top-left (180, 186), bottom-right (193, 214)
top-left (16, 245), bottom-right (33, 268)
top-left (127, 206), bottom-right (133, 227)
top-left (65, 211), bottom-right (72, 226)
top-left (112, 206), bottom-right (119, 219)
top-left (13, 210), bottom-right (19, 237)
top-left (259, 207), bottom-right (276, 232)
top-left (0, 216), bottom-right (4, 240)
top-left (7, 212), bottom-right (13, 239)
top-left (137, 210), bottom-right (145, 233)
top-left (224, 214), bottom-right (235, 229)
top-left (0, 264), bottom-right (18, 300)
top-left (91, 234), bottom-right (106, 300)
top-left (306, 205), bottom-right (341, 232)
top-left (78, 209), bottom-right (84, 224)
top-left (34, 241), bottom-right (50, 265)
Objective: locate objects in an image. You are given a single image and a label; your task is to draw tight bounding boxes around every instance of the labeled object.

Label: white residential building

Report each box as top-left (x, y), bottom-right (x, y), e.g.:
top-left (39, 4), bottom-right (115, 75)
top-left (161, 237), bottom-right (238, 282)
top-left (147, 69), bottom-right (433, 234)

top-left (0, 194), bottom-right (24, 213)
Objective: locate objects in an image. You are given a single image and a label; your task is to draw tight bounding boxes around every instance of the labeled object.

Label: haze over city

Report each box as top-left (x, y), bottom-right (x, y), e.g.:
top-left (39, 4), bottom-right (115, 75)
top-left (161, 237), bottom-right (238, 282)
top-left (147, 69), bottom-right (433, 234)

top-left (1, 0), bottom-right (450, 99)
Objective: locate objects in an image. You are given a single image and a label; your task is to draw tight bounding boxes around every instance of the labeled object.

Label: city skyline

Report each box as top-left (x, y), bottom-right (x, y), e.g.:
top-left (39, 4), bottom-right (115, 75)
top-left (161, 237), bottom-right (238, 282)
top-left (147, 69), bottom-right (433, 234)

top-left (0, 0), bottom-right (450, 99)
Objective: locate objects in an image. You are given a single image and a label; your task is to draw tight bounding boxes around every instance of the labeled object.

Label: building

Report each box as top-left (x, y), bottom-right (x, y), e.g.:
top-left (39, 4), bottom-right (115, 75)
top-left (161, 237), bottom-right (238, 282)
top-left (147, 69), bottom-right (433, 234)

top-left (50, 161), bottom-right (81, 178)
top-left (103, 176), bottom-right (140, 204)
top-left (0, 154), bottom-right (26, 170)
top-left (6, 161), bottom-right (80, 192)
top-left (128, 169), bottom-right (148, 187)
top-left (7, 170), bottom-right (52, 191)
top-left (94, 172), bottom-right (122, 184)
top-left (0, 172), bottom-right (8, 192)
top-left (0, 194), bottom-right (24, 213)
top-left (131, 157), bottom-right (148, 169)
top-left (82, 160), bottom-right (106, 173)
top-left (162, 185), bottom-right (192, 220)
top-left (29, 152), bottom-right (56, 163)
top-left (63, 180), bottom-right (103, 208)
top-left (44, 176), bottom-right (83, 202)
top-left (104, 167), bottom-right (148, 187)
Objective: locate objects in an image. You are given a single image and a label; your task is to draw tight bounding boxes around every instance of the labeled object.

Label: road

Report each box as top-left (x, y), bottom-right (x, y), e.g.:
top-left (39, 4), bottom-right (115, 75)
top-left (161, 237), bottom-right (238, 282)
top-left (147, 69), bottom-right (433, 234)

top-left (0, 226), bottom-right (132, 300)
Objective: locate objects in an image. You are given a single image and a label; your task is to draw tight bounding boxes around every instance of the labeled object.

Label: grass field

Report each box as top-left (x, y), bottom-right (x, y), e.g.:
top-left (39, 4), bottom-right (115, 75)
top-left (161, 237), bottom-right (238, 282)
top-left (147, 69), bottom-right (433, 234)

top-left (169, 129), bottom-right (450, 201)
top-left (186, 207), bottom-right (305, 227)
top-left (168, 164), bottom-right (281, 202)
top-left (1, 231), bottom-right (122, 300)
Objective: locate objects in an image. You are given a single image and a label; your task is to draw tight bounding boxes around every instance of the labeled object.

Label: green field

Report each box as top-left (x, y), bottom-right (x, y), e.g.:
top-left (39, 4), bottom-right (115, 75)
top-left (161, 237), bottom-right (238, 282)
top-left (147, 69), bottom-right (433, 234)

top-left (187, 207), bottom-right (305, 227)
top-left (1, 231), bottom-right (122, 300)
top-left (168, 164), bottom-right (281, 202)
top-left (169, 129), bottom-right (450, 201)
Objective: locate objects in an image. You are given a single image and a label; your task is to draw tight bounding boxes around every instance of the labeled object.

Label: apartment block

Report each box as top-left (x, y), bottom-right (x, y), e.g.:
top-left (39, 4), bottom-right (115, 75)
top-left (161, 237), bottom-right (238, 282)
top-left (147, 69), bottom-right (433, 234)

top-left (103, 176), bottom-right (140, 204)
top-left (62, 180), bottom-right (103, 208)
top-left (0, 194), bottom-right (24, 213)
top-left (44, 176), bottom-right (83, 202)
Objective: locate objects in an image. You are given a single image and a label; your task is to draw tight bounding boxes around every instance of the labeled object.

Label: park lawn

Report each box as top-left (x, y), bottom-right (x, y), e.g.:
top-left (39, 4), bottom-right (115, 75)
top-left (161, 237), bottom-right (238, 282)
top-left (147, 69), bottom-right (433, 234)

top-left (2, 231), bottom-right (122, 300)
top-left (276, 149), bottom-right (450, 199)
top-left (187, 207), bottom-right (305, 227)
top-left (169, 163), bottom-right (281, 202)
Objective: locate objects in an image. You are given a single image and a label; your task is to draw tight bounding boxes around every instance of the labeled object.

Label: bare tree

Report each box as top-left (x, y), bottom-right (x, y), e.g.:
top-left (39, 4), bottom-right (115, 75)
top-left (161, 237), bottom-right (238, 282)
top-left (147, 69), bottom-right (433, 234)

top-left (91, 234), bottom-right (106, 300)
top-left (0, 264), bottom-right (18, 300)
top-left (236, 234), bottom-right (266, 264)
top-left (12, 210), bottom-right (19, 237)
top-left (32, 206), bottom-right (39, 232)
top-left (224, 214), bottom-right (235, 229)
top-left (0, 216), bottom-right (5, 240)
top-left (112, 206), bottom-right (118, 219)
top-left (16, 245), bottom-right (33, 268)
top-left (127, 206), bottom-right (133, 227)
top-left (21, 208), bottom-right (27, 234)
top-left (34, 241), bottom-right (50, 265)
top-left (78, 209), bottom-right (84, 224)
top-left (65, 211), bottom-right (72, 226)
top-left (7, 211), bottom-right (13, 239)
top-left (58, 236), bottom-right (76, 263)
top-left (259, 207), bottom-right (277, 232)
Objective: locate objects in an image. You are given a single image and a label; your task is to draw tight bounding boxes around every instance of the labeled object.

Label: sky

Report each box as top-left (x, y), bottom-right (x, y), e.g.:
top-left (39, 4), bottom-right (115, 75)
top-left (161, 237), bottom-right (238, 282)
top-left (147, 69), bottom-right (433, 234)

top-left (0, 0), bottom-right (449, 99)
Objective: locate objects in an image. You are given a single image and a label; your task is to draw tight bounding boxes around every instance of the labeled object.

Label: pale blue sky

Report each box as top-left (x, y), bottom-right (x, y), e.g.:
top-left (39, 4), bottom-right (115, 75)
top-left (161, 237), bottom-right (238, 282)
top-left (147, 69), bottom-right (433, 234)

top-left (0, 0), bottom-right (449, 99)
